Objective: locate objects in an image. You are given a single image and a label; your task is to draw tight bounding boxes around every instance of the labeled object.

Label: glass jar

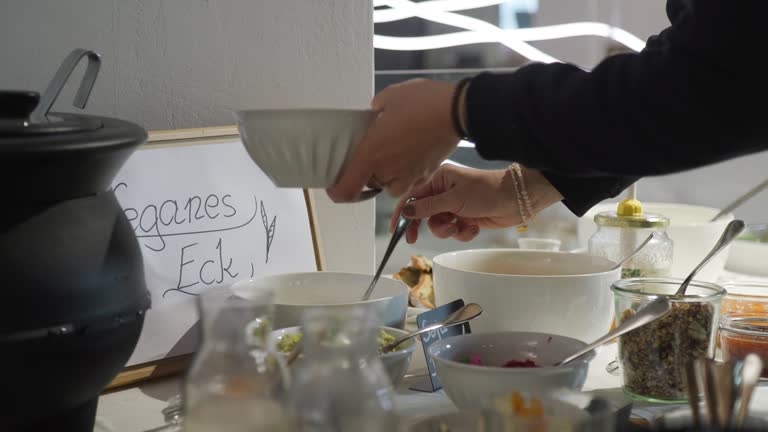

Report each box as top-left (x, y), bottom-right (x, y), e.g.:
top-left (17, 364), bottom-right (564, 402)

top-left (719, 313), bottom-right (768, 379)
top-left (589, 211), bottom-right (673, 279)
top-left (720, 281), bottom-right (768, 315)
top-left (287, 307), bottom-right (397, 432)
top-left (183, 286), bottom-right (293, 432)
top-left (612, 278), bottom-right (725, 403)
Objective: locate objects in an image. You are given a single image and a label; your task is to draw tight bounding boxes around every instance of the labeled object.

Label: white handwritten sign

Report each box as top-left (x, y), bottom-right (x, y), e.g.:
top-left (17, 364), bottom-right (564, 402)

top-left (113, 139), bottom-right (317, 366)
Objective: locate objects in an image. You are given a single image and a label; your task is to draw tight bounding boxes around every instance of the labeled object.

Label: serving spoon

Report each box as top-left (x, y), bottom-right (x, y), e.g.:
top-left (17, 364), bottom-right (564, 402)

top-left (362, 197), bottom-right (416, 301)
top-left (554, 295), bottom-right (672, 366)
top-left (559, 220), bottom-right (746, 367)
top-left (286, 198), bottom-right (415, 365)
top-left (736, 353), bottom-right (763, 427)
top-left (381, 303), bottom-right (482, 353)
top-left (609, 232), bottom-right (656, 271)
top-left (674, 219), bottom-right (745, 296)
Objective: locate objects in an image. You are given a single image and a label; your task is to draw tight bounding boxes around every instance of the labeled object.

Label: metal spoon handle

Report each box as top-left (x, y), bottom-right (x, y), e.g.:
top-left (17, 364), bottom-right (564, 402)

top-left (611, 233), bottom-right (656, 271)
top-left (736, 353), bottom-right (763, 426)
top-left (555, 297), bottom-right (672, 366)
top-left (361, 198), bottom-right (415, 301)
top-left (382, 303), bottom-right (482, 352)
top-left (674, 220), bottom-right (745, 296)
top-left (711, 178), bottom-right (768, 221)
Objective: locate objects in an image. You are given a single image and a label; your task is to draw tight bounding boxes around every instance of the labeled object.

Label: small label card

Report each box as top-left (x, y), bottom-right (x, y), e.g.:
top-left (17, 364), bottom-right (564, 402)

top-left (409, 298), bottom-right (471, 393)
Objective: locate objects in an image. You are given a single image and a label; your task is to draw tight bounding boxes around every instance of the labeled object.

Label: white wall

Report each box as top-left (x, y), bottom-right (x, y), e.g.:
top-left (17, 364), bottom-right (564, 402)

top-left (0, 0), bottom-right (375, 272)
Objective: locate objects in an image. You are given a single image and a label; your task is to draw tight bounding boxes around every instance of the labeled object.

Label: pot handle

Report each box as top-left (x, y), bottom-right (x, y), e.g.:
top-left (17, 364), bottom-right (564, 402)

top-left (30, 49), bottom-right (101, 122)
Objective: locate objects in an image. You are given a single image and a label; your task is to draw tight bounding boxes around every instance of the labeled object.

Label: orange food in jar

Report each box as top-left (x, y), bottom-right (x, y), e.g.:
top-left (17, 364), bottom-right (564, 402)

top-left (719, 313), bottom-right (768, 379)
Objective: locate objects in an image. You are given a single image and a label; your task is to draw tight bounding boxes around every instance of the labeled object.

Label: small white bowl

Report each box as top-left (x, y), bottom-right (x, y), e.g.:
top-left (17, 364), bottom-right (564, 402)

top-left (432, 250), bottom-right (620, 343)
top-left (726, 224), bottom-right (768, 276)
top-left (270, 325), bottom-right (416, 386)
top-left (234, 108), bottom-right (376, 188)
top-left (230, 272), bottom-right (409, 330)
top-left (428, 331), bottom-right (595, 410)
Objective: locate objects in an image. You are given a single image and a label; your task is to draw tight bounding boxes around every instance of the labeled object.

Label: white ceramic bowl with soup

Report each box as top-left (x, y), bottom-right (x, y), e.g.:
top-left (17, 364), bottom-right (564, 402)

top-left (577, 202), bottom-right (734, 282)
top-left (230, 272), bottom-right (409, 329)
top-left (432, 250), bottom-right (620, 343)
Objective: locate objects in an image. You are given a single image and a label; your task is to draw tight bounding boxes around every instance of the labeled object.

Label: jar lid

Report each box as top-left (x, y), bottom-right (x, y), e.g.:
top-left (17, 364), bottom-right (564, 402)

top-left (594, 211), bottom-right (670, 228)
top-left (720, 314), bottom-right (768, 337)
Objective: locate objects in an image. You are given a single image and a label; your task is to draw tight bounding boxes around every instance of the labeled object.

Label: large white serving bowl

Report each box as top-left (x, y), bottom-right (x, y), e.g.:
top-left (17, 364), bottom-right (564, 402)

top-left (428, 331), bottom-right (595, 410)
top-left (230, 272), bottom-right (409, 329)
top-left (577, 202), bottom-right (735, 282)
top-left (234, 108), bottom-right (376, 188)
top-left (432, 250), bottom-right (619, 343)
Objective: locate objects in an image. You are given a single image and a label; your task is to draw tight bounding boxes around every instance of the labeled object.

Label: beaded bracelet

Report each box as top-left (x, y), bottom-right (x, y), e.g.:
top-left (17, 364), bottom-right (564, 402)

top-left (508, 163), bottom-right (534, 233)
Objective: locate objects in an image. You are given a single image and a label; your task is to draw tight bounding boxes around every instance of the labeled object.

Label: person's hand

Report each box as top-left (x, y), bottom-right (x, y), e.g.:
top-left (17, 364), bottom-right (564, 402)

top-left (390, 164), bottom-right (564, 243)
top-left (327, 79), bottom-right (463, 202)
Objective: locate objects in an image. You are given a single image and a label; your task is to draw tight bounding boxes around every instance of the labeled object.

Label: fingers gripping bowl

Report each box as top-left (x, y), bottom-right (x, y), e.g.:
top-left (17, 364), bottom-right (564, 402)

top-left (432, 250), bottom-right (621, 344)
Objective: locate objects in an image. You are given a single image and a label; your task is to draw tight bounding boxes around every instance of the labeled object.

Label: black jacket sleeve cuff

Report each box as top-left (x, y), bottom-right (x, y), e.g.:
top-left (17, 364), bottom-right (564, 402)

top-left (541, 172), bottom-right (639, 217)
top-left (465, 71), bottom-right (533, 162)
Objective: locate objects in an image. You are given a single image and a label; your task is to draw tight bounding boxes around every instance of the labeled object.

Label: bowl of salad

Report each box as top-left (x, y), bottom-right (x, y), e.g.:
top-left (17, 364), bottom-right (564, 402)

top-left (269, 325), bottom-right (417, 386)
top-left (428, 331), bottom-right (595, 410)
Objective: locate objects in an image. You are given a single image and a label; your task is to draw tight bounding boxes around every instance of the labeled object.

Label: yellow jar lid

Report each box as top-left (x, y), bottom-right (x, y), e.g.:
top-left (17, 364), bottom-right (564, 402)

top-left (594, 211), bottom-right (670, 229)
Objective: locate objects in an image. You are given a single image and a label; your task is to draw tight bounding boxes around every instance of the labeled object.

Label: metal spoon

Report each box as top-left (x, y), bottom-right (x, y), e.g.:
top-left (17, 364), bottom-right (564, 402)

top-left (711, 178), bottom-right (768, 221)
top-left (361, 197), bottom-right (416, 301)
top-left (609, 232), bottom-right (656, 271)
top-left (736, 353), bottom-right (763, 427)
top-left (674, 219), bottom-right (745, 296)
top-left (554, 295), bottom-right (672, 366)
top-left (381, 303), bottom-right (482, 353)
top-left (684, 360), bottom-right (702, 429)
top-left (714, 360), bottom-right (737, 428)
top-left (286, 198), bottom-right (415, 366)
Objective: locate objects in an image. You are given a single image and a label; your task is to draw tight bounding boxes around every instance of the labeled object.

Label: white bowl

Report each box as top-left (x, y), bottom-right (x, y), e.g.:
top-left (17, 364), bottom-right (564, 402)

top-left (518, 237), bottom-right (561, 251)
top-left (577, 202), bottom-right (735, 282)
top-left (234, 108), bottom-right (376, 188)
top-left (726, 224), bottom-right (768, 276)
top-left (428, 331), bottom-right (595, 410)
top-left (432, 250), bottom-right (620, 343)
top-left (270, 325), bottom-right (416, 386)
top-left (230, 272), bottom-right (409, 329)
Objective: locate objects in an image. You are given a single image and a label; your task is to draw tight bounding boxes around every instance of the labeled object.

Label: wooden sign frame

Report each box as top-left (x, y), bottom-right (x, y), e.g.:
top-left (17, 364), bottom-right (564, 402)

top-left (104, 126), bottom-right (322, 391)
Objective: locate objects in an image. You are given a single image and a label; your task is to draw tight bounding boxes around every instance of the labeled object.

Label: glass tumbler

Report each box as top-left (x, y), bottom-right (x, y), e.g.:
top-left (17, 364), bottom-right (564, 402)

top-left (612, 278), bottom-right (725, 403)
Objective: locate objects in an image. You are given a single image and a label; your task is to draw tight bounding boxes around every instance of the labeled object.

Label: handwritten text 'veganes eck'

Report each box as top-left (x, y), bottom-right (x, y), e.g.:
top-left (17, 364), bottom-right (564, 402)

top-left (112, 182), bottom-right (279, 297)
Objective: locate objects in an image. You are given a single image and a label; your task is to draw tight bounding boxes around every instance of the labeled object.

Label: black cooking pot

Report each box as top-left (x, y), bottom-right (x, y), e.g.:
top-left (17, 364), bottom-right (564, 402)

top-left (0, 49), bottom-right (150, 431)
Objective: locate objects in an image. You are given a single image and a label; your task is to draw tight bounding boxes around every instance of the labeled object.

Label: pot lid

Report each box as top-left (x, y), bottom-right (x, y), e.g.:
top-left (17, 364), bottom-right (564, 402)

top-left (0, 90), bottom-right (103, 136)
top-left (0, 49), bottom-right (146, 156)
top-left (0, 49), bottom-right (104, 138)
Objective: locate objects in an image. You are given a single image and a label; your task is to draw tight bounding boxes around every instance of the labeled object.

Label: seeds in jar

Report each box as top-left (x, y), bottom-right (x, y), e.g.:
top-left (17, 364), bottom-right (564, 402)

top-left (618, 300), bottom-right (714, 400)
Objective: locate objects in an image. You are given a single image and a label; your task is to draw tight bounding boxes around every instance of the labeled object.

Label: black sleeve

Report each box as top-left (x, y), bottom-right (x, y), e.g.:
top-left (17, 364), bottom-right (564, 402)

top-left (540, 172), bottom-right (639, 217)
top-left (464, 0), bottom-right (768, 179)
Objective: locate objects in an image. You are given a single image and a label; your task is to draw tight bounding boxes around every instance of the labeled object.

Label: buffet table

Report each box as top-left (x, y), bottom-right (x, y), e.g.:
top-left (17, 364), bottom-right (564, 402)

top-left (97, 271), bottom-right (768, 431)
